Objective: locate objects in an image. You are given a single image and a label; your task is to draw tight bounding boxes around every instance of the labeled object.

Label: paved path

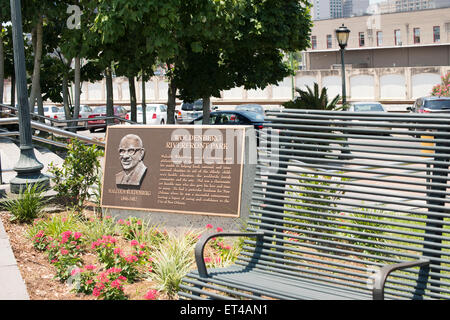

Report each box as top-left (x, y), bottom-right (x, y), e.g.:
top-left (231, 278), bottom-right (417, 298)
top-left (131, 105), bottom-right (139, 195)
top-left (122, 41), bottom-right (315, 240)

top-left (0, 214), bottom-right (29, 300)
top-left (0, 137), bottom-right (65, 300)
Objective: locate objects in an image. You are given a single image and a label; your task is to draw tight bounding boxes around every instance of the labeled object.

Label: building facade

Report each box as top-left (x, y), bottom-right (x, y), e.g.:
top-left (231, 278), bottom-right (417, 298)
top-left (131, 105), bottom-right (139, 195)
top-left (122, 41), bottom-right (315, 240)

top-left (378, 0), bottom-right (449, 14)
top-left (305, 7), bottom-right (450, 70)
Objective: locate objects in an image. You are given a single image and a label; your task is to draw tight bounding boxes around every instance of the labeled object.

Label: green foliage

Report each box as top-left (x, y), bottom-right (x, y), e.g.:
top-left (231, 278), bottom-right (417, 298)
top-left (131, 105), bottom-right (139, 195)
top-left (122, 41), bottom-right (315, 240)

top-left (78, 215), bottom-right (119, 245)
top-left (283, 83), bottom-right (341, 110)
top-left (2, 183), bottom-right (47, 224)
top-left (27, 212), bottom-right (81, 240)
top-left (49, 139), bottom-right (103, 210)
top-left (150, 232), bottom-right (199, 298)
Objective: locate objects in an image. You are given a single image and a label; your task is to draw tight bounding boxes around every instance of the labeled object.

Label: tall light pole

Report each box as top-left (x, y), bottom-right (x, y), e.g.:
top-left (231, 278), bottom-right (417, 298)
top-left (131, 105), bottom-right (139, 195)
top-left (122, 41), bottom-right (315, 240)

top-left (335, 24), bottom-right (350, 109)
top-left (9, 0), bottom-right (49, 193)
top-left (335, 24), bottom-right (351, 156)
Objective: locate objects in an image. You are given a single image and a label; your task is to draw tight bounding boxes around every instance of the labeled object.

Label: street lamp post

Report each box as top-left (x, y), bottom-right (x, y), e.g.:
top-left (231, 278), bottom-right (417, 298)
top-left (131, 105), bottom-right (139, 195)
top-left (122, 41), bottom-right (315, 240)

top-left (335, 24), bottom-right (351, 156)
top-left (335, 24), bottom-right (350, 109)
top-left (9, 0), bottom-right (49, 193)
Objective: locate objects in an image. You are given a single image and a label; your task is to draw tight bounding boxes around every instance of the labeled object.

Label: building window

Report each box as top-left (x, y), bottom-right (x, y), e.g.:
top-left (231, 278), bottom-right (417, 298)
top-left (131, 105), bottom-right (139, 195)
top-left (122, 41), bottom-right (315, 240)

top-left (433, 26), bottom-right (440, 43)
top-left (326, 34), bottom-right (332, 48)
top-left (394, 29), bottom-right (402, 46)
top-left (377, 31), bottom-right (383, 46)
top-left (413, 28), bottom-right (420, 44)
top-left (359, 32), bottom-right (365, 47)
top-left (311, 36), bottom-right (317, 49)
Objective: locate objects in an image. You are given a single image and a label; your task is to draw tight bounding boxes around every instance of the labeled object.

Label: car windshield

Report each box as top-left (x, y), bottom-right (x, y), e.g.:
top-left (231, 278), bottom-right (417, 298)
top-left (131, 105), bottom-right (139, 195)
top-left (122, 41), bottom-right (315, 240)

top-left (181, 100), bottom-right (203, 111)
top-left (353, 104), bottom-right (384, 112)
top-left (236, 104), bottom-right (264, 113)
top-left (93, 106), bottom-right (106, 113)
top-left (424, 99), bottom-right (450, 110)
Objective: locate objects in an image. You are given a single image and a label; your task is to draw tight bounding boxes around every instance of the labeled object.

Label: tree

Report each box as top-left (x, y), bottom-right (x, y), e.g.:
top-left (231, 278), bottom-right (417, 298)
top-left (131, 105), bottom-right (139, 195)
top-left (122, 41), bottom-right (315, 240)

top-left (431, 72), bottom-right (450, 97)
top-left (283, 83), bottom-right (341, 110)
top-left (173, 0), bottom-right (313, 123)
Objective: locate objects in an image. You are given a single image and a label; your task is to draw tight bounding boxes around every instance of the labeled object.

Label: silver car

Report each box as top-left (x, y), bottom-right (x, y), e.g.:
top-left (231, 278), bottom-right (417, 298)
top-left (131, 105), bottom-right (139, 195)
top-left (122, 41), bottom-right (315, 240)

top-left (347, 102), bottom-right (390, 134)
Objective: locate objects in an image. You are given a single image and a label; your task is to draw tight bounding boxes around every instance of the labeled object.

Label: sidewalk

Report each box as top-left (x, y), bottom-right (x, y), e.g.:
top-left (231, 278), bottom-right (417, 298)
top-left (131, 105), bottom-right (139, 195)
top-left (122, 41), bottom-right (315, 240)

top-left (0, 214), bottom-right (29, 300)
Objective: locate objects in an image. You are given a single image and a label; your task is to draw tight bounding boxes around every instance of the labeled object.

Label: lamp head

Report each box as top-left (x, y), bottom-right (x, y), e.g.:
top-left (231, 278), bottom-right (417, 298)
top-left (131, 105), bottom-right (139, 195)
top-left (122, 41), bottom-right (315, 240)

top-left (335, 24), bottom-right (350, 49)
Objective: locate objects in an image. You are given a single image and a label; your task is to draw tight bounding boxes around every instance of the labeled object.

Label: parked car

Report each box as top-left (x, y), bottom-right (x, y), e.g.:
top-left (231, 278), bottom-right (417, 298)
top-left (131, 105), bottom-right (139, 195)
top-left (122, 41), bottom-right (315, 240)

top-left (347, 102), bottom-right (387, 113)
top-left (190, 110), bottom-right (269, 146)
top-left (176, 99), bottom-right (203, 124)
top-left (125, 104), bottom-right (168, 124)
top-left (235, 104), bottom-right (265, 115)
top-left (55, 105), bottom-right (95, 129)
top-left (32, 105), bottom-right (65, 126)
top-left (346, 102), bottom-right (390, 134)
top-left (407, 96), bottom-right (450, 113)
top-left (87, 105), bottom-right (128, 132)
top-left (190, 110), bottom-right (266, 127)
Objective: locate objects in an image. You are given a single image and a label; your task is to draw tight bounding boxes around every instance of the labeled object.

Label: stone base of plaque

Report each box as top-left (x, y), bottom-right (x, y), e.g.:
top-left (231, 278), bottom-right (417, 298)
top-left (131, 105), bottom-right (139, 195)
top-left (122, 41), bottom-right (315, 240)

top-left (107, 209), bottom-right (251, 234)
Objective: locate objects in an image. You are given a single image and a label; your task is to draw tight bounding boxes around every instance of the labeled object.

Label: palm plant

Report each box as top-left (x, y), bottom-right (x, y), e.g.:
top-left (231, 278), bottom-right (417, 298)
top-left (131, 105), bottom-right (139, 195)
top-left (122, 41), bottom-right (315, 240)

top-left (2, 183), bottom-right (47, 224)
top-left (283, 82), bottom-right (341, 110)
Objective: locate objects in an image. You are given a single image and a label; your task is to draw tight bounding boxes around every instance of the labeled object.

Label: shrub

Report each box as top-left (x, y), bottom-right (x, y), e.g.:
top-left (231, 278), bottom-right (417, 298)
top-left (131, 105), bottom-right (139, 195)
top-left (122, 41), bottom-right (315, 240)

top-left (27, 212), bottom-right (81, 240)
top-left (92, 268), bottom-right (128, 300)
top-left (282, 83), bottom-right (341, 110)
top-left (49, 139), bottom-right (103, 210)
top-left (431, 72), bottom-right (450, 97)
top-left (2, 183), bottom-right (47, 224)
top-left (47, 230), bottom-right (85, 281)
top-left (150, 232), bottom-right (199, 298)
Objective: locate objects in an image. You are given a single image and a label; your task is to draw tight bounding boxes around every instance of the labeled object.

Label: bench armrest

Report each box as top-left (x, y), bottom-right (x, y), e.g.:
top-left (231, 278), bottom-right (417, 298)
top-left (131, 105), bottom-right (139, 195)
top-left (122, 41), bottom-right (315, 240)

top-left (372, 259), bottom-right (430, 300)
top-left (195, 231), bottom-right (264, 277)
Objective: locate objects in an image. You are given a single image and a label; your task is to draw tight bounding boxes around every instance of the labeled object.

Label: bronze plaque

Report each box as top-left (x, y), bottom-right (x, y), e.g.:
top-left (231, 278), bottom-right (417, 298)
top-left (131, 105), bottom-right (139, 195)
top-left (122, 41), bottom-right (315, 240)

top-left (101, 125), bottom-right (247, 217)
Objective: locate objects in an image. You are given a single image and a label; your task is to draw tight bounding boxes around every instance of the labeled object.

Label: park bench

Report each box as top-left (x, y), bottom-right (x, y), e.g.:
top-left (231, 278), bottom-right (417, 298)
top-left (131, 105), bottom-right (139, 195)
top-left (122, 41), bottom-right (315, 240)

top-left (179, 110), bottom-right (450, 300)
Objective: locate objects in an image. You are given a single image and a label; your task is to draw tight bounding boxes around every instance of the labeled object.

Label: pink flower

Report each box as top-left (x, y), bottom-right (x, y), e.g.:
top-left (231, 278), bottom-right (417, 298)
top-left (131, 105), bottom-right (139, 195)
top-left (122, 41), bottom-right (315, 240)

top-left (92, 287), bottom-right (102, 297)
top-left (216, 227), bottom-right (223, 232)
top-left (60, 248), bottom-right (69, 255)
top-left (113, 247), bottom-right (123, 256)
top-left (71, 268), bottom-right (82, 276)
top-left (117, 219), bottom-right (124, 225)
top-left (206, 224), bottom-right (213, 229)
top-left (204, 257), bottom-right (212, 263)
top-left (130, 240), bottom-right (139, 246)
top-left (85, 265), bottom-right (96, 271)
top-left (111, 280), bottom-right (122, 289)
top-left (144, 289), bottom-right (158, 300)
top-left (74, 232), bottom-right (82, 240)
top-left (125, 255), bottom-right (138, 263)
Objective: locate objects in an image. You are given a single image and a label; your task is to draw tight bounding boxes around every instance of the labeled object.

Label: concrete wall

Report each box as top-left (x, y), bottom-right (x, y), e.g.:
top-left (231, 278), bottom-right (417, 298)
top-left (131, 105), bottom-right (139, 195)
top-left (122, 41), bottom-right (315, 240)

top-left (2, 66), bottom-right (449, 108)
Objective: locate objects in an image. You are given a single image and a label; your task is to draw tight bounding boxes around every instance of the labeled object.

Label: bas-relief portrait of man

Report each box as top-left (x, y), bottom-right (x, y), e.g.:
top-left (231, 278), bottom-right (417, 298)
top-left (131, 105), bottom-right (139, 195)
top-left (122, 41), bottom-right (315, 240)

top-left (116, 134), bottom-right (147, 187)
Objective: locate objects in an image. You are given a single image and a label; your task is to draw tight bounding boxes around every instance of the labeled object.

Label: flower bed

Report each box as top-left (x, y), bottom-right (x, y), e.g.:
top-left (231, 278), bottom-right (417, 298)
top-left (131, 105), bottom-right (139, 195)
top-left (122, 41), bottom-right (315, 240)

top-left (2, 208), bottom-right (242, 300)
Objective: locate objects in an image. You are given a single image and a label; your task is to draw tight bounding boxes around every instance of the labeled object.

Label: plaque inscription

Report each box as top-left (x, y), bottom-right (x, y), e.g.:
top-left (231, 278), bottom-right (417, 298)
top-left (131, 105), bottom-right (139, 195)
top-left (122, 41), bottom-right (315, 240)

top-left (101, 125), bottom-right (246, 217)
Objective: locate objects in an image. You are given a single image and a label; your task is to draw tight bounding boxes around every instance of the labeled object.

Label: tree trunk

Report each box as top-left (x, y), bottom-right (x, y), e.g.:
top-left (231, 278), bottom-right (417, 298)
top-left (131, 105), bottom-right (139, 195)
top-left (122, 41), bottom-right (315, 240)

top-left (36, 81), bottom-right (44, 124)
top-left (0, 35), bottom-right (4, 104)
top-left (105, 67), bottom-right (114, 126)
top-left (62, 72), bottom-right (71, 123)
top-left (202, 96), bottom-right (211, 125)
top-left (141, 75), bottom-right (146, 124)
top-left (29, 16), bottom-right (44, 115)
top-left (10, 73), bottom-right (15, 110)
top-left (72, 56), bottom-right (81, 131)
top-left (167, 80), bottom-right (176, 124)
top-left (129, 76), bottom-right (137, 122)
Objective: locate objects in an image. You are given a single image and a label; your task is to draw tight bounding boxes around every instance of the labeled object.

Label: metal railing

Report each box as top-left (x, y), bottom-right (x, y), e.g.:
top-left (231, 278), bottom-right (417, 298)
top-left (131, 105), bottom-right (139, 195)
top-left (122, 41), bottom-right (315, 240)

top-left (0, 103), bottom-right (137, 183)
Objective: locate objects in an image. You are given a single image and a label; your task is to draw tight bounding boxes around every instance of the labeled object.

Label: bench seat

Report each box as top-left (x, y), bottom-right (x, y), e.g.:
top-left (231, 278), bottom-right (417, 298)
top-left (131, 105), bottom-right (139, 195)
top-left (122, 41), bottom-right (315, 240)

top-left (180, 265), bottom-right (374, 300)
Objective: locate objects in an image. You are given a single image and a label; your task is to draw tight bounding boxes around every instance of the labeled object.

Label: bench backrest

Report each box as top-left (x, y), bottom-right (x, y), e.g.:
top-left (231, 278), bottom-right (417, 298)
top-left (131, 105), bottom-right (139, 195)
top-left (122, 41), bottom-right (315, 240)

top-left (239, 110), bottom-right (450, 300)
